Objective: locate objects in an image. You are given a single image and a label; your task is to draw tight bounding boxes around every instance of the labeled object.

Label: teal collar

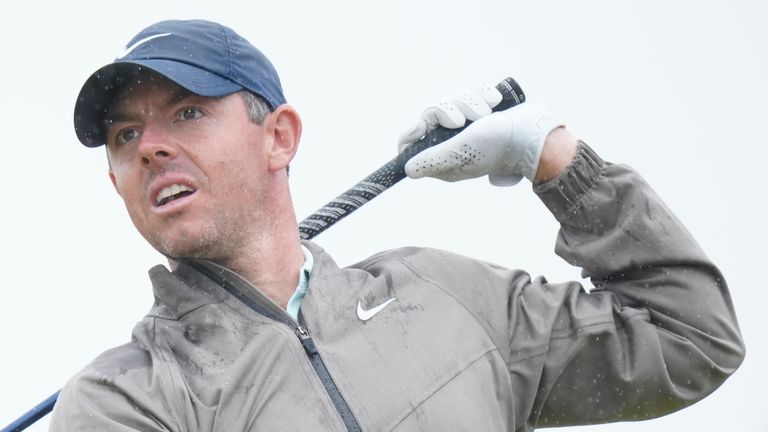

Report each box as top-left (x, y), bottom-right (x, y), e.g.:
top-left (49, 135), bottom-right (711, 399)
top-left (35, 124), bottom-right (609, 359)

top-left (285, 245), bottom-right (314, 321)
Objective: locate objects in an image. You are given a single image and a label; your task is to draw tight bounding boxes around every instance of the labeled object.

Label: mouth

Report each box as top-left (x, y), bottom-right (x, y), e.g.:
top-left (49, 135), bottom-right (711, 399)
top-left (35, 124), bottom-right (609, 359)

top-left (155, 183), bottom-right (197, 207)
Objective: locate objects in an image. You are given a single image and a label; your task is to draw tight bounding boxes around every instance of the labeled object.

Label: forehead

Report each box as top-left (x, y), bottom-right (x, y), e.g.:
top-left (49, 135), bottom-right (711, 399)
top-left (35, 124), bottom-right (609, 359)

top-left (106, 72), bottom-right (192, 116)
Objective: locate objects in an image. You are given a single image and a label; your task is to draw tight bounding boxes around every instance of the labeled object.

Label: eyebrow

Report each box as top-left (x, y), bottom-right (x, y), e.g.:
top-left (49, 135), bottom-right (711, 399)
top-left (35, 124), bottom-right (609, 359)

top-left (103, 88), bottom-right (197, 126)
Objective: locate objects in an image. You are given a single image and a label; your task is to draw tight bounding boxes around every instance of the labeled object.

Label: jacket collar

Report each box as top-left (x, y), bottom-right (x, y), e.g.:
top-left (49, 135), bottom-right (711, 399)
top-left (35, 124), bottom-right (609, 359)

top-left (146, 241), bottom-right (351, 324)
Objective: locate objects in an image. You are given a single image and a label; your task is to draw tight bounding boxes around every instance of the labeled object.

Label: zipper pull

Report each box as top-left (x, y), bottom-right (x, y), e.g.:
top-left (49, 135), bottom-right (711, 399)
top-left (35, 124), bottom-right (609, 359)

top-left (296, 325), bottom-right (318, 356)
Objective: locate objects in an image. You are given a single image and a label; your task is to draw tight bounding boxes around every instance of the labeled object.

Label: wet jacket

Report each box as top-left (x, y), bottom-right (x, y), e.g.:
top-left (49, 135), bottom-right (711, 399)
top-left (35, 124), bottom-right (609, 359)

top-left (50, 144), bottom-right (745, 431)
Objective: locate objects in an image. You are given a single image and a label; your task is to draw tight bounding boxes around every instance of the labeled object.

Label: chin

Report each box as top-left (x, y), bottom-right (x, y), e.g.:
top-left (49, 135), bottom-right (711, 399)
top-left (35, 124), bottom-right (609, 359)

top-left (148, 230), bottom-right (220, 261)
top-left (139, 216), bottom-right (242, 263)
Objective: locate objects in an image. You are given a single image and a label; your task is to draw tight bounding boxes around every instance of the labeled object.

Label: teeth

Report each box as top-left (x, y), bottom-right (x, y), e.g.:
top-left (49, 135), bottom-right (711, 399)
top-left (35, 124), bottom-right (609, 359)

top-left (156, 184), bottom-right (193, 205)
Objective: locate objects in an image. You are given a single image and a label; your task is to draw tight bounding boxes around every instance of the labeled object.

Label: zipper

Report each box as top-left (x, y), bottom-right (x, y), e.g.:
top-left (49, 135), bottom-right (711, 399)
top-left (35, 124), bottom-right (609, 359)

top-left (295, 321), bottom-right (362, 432)
top-left (187, 260), bottom-right (362, 432)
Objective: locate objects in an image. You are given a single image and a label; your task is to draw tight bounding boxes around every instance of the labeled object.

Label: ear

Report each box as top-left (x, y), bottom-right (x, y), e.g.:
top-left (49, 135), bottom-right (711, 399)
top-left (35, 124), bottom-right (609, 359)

top-left (265, 105), bottom-right (302, 172)
top-left (108, 169), bottom-right (122, 196)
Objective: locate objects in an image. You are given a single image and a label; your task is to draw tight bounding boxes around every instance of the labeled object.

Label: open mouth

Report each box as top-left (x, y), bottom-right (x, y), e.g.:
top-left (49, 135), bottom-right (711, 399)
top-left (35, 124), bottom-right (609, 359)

top-left (155, 184), bottom-right (196, 206)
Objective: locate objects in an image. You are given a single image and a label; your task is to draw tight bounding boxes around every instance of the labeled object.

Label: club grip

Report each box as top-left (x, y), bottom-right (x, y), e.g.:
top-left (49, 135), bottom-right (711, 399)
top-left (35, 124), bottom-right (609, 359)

top-left (298, 77), bottom-right (526, 240)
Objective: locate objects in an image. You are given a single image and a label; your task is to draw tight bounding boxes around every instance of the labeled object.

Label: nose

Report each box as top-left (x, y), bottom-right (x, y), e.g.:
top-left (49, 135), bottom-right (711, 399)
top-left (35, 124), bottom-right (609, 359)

top-left (137, 125), bottom-right (178, 169)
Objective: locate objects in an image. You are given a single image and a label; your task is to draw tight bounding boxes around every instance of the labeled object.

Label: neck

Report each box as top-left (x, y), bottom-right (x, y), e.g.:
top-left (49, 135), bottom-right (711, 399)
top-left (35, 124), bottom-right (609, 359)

top-left (222, 224), bottom-right (304, 309)
top-left (223, 174), bottom-right (305, 309)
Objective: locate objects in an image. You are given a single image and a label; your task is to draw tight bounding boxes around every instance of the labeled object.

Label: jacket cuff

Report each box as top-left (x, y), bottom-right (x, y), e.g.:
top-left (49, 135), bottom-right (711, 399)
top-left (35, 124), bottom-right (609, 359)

top-left (533, 141), bottom-right (606, 221)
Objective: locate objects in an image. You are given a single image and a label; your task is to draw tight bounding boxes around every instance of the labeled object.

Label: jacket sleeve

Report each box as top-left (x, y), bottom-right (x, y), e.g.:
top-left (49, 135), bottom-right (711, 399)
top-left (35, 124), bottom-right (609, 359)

top-left (525, 142), bottom-right (745, 427)
top-left (49, 342), bottom-right (178, 432)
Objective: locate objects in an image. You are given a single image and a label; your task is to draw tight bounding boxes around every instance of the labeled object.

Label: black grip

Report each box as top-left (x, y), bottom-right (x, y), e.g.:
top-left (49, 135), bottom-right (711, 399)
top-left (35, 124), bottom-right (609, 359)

top-left (298, 77), bottom-right (525, 240)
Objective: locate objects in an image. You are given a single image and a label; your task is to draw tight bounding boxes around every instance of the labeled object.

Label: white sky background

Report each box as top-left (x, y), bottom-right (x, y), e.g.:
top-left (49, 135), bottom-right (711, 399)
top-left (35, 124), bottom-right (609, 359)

top-left (1, 1), bottom-right (765, 430)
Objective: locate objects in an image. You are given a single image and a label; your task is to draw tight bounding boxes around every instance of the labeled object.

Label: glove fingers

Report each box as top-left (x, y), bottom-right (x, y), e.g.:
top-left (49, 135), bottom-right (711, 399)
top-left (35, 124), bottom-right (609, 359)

top-left (397, 120), bottom-right (428, 153)
top-left (398, 82), bottom-right (503, 155)
top-left (470, 82), bottom-right (503, 109)
top-left (422, 99), bottom-right (466, 130)
top-left (449, 88), bottom-right (493, 122)
top-left (421, 83), bottom-right (500, 128)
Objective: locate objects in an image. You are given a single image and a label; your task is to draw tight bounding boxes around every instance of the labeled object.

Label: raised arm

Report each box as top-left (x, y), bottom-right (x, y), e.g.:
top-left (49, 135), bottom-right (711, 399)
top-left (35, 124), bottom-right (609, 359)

top-left (397, 82), bottom-right (745, 426)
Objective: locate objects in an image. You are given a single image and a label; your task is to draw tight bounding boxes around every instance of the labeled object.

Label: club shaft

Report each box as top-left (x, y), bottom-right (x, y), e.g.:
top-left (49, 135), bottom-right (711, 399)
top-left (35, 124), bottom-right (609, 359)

top-left (1, 391), bottom-right (59, 432)
top-left (298, 77), bottom-right (525, 240)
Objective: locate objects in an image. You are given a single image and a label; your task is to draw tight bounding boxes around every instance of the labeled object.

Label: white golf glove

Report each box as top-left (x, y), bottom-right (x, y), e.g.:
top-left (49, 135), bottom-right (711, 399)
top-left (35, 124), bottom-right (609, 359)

top-left (398, 83), bottom-right (563, 186)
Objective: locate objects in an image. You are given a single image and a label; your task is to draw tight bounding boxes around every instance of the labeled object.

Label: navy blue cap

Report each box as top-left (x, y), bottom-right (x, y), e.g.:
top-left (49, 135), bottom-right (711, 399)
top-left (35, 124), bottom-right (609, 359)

top-left (74, 19), bottom-right (286, 147)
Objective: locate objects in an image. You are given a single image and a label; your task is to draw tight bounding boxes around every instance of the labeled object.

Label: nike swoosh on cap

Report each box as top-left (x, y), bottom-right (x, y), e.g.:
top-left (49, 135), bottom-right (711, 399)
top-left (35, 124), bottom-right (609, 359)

top-left (116, 32), bottom-right (172, 59)
top-left (357, 297), bottom-right (397, 321)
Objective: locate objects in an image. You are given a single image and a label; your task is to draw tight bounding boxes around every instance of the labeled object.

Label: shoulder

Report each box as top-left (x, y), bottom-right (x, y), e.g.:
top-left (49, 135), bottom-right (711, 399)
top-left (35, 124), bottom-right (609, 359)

top-left (350, 245), bottom-right (459, 267)
top-left (351, 246), bottom-right (517, 283)
top-left (305, 241), bottom-right (475, 279)
top-left (51, 338), bottom-right (180, 430)
top-left (51, 342), bottom-right (153, 425)
top-left (59, 340), bottom-right (153, 397)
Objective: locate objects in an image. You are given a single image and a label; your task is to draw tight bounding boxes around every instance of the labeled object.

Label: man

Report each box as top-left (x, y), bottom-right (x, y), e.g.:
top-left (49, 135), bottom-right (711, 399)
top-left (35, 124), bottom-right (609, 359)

top-left (51, 19), bottom-right (744, 431)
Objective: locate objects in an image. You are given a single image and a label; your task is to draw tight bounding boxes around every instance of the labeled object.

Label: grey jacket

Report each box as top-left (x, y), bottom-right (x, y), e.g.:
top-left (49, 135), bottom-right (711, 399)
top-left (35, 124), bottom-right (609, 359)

top-left (50, 144), bottom-right (745, 431)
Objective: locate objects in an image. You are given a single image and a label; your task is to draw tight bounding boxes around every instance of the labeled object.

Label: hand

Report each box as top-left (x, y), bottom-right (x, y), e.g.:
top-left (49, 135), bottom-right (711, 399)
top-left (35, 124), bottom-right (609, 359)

top-left (398, 83), bottom-right (563, 186)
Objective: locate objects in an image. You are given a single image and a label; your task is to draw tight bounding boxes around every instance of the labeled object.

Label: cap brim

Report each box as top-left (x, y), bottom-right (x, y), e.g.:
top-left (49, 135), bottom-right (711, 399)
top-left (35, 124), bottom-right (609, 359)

top-left (74, 60), bottom-right (242, 147)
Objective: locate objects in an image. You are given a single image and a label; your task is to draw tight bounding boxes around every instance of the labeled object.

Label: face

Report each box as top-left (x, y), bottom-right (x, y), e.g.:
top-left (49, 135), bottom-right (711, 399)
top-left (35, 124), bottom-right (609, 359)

top-left (105, 73), bottom-right (289, 262)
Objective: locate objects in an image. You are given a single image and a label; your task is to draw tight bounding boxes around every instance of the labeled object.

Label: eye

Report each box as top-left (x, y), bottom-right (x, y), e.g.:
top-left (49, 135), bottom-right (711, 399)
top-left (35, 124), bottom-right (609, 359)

top-left (177, 107), bottom-right (204, 121)
top-left (113, 127), bottom-right (141, 146)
